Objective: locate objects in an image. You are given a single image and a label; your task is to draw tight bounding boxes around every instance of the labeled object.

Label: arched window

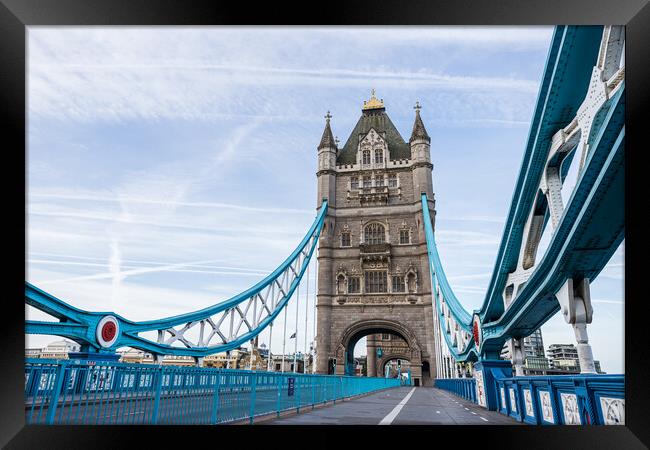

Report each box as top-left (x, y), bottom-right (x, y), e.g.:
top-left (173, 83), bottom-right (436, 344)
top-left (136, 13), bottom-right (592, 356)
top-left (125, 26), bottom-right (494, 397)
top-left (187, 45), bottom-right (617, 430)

top-left (362, 150), bottom-right (371, 165)
top-left (374, 149), bottom-right (383, 164)
top-left (364, 223), bottom-right (386, 244)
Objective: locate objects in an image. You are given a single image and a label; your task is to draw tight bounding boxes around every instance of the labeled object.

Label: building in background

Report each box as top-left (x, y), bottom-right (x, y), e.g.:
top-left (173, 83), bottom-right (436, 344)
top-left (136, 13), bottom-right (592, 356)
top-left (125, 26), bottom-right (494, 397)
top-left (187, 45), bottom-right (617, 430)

top-left (269, 354), bottom-right (305, 373)
top-left (524, 329), bottom-right (545, 358)
top-left (547, 343), bottom-right (580, 372)
top-left (501, 328), bottom-right (552, 375)
top-left (354, 356), bottom-right (367, 376)
top-left (25, 348), bottom-right (41, 358)
top-left (546, 343), bottom-right (605, 374)
top-left (26, 339), bottom-right (80, 360)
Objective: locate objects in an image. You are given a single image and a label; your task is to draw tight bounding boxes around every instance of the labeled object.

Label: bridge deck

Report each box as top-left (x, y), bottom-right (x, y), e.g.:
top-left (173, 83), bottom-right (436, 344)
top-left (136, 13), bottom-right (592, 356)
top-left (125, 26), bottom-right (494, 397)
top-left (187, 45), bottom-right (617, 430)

top-left (264, 386), bottom-right (522, 425)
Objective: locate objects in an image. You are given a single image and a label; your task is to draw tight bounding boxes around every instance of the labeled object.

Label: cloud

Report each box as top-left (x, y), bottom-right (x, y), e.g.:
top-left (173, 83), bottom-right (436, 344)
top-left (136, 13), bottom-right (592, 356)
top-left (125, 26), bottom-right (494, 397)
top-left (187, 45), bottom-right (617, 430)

top-left (25, 26), bottom-right (623, 372)
top-left (38, 257), bottom-right (228, 285)
top-left (435, 229), bottom-right (501, 247)
top-left (591, 299), bottom-right (624, 305)
top-left (27, 27), bottom-right (548, 124)
top-left (439, 215), bottom-right (506, 224)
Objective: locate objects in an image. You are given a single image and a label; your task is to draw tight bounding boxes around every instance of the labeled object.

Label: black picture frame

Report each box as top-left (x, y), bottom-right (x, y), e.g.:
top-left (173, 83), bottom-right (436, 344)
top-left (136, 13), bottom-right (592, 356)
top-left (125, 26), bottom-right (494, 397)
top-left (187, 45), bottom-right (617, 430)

top-left (2, 0), bottom-right (648, 448)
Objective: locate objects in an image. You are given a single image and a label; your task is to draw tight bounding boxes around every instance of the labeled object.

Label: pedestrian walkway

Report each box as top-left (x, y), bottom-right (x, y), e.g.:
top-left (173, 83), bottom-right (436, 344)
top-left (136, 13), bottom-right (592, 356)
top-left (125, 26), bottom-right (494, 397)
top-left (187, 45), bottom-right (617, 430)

top-left (266, 386), bottom-right (522, 425)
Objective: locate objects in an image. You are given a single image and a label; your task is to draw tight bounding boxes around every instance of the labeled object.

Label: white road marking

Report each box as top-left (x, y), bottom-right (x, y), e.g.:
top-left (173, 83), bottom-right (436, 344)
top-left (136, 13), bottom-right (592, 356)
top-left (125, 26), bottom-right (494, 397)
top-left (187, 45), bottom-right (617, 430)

top-left (379, 388), bottom-right (416, 425)
top-left (436, 410), bottom-right (440, 414)
top-left (471, 412), bottom-right (477, 415)
top-left (464, 407), bottom-right (469, 411)
top-left (480, 417), bottom-right (489, 422)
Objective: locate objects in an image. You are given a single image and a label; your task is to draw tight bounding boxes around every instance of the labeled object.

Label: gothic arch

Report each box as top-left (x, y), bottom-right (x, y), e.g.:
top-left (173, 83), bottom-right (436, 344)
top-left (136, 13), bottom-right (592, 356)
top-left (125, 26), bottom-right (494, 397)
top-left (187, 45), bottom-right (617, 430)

top-left (378, 353), bottom-right (412, 375)
top-left (363, 221), bottom-right (387, 244)
top-left (335, 318), bottom-right (423, 361)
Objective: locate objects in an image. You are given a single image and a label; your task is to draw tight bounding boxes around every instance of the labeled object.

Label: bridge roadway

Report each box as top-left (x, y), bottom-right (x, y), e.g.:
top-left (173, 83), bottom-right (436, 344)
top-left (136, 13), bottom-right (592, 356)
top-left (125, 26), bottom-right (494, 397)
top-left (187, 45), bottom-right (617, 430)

top-left (264, 386), bottom-right (522, 425)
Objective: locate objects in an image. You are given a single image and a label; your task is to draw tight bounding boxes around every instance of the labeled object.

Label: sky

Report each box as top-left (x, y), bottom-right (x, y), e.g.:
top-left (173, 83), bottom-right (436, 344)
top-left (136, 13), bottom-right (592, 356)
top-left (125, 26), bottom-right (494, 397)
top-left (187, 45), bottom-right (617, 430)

top-left (26, 26), bottom-right (624, 373)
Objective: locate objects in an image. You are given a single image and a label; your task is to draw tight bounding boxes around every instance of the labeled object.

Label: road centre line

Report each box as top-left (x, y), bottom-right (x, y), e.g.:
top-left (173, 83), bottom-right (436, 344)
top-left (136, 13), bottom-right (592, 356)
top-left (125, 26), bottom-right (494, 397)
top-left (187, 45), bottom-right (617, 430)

top-left (378, 388), bottom-right (416, 425)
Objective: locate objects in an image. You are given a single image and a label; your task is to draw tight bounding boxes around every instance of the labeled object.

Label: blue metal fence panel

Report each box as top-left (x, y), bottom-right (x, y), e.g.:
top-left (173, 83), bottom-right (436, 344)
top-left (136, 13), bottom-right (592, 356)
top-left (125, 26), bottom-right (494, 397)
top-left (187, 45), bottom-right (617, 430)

top-left (435, 378), bottom-right (477, 404)
top-left (436, 374), bottom-right (624, 425)
top-left (25, 359), bottom-right (401, 424)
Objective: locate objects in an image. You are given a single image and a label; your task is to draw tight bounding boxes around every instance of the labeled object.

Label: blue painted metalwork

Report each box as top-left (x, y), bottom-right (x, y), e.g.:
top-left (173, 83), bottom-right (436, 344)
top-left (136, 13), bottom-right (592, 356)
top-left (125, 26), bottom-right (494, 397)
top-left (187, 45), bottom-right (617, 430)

top-left (421, 193), bottom-right (475, 361)
top-left (422, 21), bottom-right (625, 422)
top-left (420, 25), bottom-right (624, 361)
top-left (435, 378), bottom-right (476, 403)
top-left (478, 25), bottom-right (604, 325)
top-left (25, 201), bottom-right (328, 358)
top-left (494, 374), bottom-right (624, 425)
top-left (435, 372), bottom-right (623, 426)
top-left (24, 359), bottom-right (400, 425)
top-left (480, 100), bottom-right (624, 354)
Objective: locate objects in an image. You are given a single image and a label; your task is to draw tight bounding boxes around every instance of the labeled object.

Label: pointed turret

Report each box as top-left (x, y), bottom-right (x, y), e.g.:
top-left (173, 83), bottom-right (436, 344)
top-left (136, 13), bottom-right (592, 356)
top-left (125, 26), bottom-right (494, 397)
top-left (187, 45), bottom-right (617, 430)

top-left (409, 101), bottom-right (430, 143)
top-left (409, 101), bottom-right (433, 198)
top-left (316, 111), bottom-right (337, 209)
top-left (318, 111), bottom-right (337, 150)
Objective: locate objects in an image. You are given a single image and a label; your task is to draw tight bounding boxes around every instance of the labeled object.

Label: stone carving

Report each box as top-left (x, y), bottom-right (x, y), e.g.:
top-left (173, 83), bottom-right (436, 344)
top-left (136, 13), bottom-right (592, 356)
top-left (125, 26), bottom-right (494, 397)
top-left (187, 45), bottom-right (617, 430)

top-left (524, 389), bottom-right (534, 417)
top-left (509, 388), bottom-right (517, 413)
top-left (600, 397), bottom-right (624, 425)
top-left (346, 296), bottom-right (409, 304)
top-left (539, 390), bottom-right (554, 423)
top-left (363, 259), bottom-right (389, 269)
top-left (475, 370), bottom-right (486, 407)
top-left (500, 386), bottom-right (506, 410)
top-left (560, 392), bottom-right (581, 425)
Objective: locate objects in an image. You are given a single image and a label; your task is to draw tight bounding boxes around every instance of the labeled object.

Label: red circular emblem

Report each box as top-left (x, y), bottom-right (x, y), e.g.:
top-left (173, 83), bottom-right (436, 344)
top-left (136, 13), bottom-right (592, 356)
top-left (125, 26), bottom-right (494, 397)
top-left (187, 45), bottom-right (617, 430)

top-left (473, 320), bottom-right (480, 346)
top-left (101, 321), bottom-right (117, 342)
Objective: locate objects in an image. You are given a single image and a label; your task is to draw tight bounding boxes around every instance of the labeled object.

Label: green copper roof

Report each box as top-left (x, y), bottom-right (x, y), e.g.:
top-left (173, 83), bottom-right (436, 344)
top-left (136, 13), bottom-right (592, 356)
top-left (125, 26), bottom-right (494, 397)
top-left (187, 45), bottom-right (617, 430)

top-left (336, 108), bottom-right (411, 164)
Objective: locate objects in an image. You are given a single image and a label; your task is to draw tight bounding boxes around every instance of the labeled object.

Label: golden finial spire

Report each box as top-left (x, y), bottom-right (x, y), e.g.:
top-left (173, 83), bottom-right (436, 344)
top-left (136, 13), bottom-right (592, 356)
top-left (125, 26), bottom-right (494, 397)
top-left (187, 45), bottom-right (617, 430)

top-left (362, 88), bottom-right (385, 110)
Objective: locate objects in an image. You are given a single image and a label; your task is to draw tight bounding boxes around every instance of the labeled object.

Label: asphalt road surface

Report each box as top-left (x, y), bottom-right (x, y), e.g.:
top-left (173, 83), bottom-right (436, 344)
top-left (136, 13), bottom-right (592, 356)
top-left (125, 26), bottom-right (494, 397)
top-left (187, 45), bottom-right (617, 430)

top-left (266, 387), bottom-right (523, 425)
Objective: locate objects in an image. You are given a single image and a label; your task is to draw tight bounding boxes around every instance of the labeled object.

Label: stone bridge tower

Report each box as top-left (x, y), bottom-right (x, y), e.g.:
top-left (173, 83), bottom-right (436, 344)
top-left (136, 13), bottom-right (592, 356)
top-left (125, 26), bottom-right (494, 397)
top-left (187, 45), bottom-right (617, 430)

top-left (315, 91), bottom-right (437, 387)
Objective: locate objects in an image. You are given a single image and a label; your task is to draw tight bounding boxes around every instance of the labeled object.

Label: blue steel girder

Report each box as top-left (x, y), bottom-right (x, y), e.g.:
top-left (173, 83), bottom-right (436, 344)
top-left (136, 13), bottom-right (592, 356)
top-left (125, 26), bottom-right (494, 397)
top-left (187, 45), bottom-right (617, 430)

top-left (421, 194), bottom-right (477, 362)
top-left (479, 87), bottom-right (624, 356)
top-left (25, 201), bottom-right (328, 357)
top-left (478, 25), bottom-right (604, 324)
top-left (419, 25), bottom-right (624, 362)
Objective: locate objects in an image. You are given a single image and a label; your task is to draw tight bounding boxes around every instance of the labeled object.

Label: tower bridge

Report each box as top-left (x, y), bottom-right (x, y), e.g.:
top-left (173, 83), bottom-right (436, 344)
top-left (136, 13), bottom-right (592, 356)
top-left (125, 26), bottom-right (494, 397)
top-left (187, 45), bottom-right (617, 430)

top-left (314, 89), bottom-right (436, 387)
top-left (24, 25), bottom-right (624, 426)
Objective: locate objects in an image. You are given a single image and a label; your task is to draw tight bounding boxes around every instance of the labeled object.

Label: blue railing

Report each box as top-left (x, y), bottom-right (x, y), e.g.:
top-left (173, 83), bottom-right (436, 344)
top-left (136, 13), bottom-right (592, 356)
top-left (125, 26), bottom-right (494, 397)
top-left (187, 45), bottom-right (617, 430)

top-left (435, 374), bottom-right (624, 425)
top-left (25, 358), bottom-right (401, 425)
top-left (435, 378), bottom-right (476, 403)
top-left (494, 374), bottom-right (624, 425)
